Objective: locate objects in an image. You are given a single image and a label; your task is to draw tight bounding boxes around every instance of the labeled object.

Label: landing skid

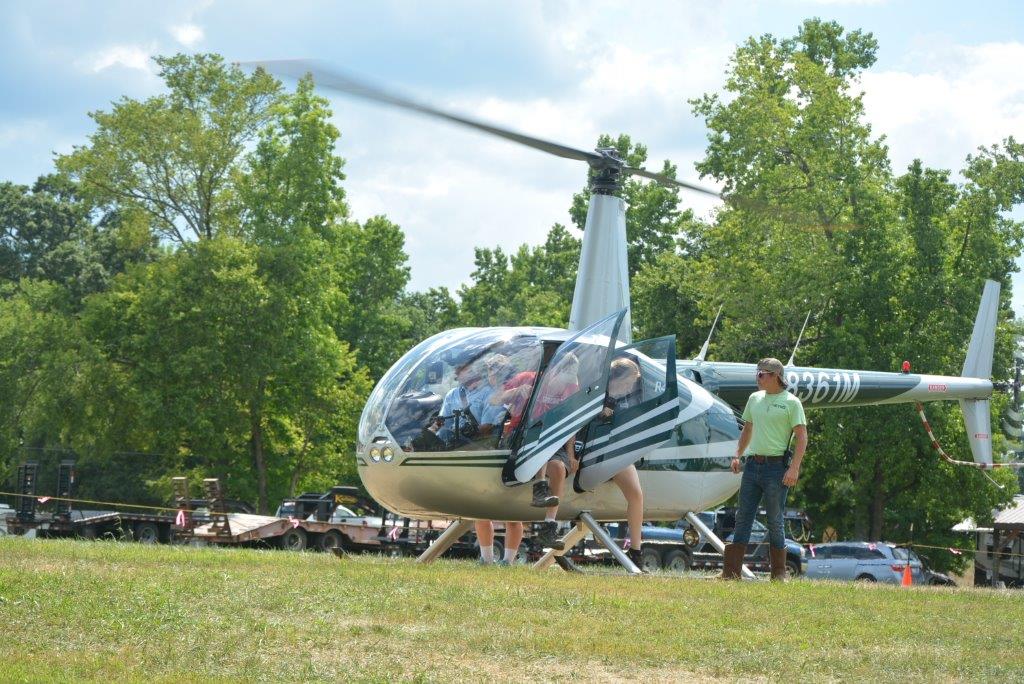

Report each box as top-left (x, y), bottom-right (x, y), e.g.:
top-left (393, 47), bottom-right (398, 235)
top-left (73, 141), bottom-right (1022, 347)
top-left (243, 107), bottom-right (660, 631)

top-left (684, 511), bottom-right (756, 580)
top-left (534, 511), bottom-right (642, 575)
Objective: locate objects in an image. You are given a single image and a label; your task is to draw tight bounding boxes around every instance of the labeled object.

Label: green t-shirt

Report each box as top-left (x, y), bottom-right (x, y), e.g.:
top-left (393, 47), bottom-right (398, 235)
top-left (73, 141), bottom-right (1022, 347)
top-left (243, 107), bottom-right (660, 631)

top-left (741, 390), bottom-right (806, 456)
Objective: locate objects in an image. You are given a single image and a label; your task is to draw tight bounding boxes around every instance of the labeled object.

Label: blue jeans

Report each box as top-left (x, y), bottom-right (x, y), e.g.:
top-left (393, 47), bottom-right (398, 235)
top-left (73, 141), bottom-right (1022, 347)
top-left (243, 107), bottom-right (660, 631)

top-left (732, 459), bottom-right (789, 550)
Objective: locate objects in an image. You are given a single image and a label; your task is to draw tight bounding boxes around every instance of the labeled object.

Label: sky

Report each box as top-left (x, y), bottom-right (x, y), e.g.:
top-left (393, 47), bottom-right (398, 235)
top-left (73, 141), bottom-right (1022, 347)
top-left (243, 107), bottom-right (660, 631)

top-left (2, 0), bottom-right (1023, 316)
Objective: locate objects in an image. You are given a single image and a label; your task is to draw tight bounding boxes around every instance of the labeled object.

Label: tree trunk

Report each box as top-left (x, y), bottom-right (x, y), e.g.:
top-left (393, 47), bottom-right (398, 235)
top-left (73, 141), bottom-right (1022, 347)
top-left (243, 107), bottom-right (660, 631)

top-left (250, 380), bottom-right (268, 514)
top-left (868, 458), bottom-right (885, 541)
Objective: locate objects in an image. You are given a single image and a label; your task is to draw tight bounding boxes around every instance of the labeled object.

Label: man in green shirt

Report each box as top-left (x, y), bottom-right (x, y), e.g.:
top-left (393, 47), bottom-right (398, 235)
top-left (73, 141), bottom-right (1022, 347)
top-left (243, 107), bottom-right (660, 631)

top-left (722, 357), bottom-right (808, 581)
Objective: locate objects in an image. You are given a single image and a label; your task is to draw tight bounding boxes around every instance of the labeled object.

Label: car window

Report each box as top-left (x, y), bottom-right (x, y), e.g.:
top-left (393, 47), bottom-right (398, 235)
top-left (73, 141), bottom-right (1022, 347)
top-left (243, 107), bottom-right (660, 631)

top-left (810, 545), bottom-right (832, 560)
top-left (853, 546), bottom-right (885, 560)
top-left (829, 544), bottom-right (857, 558)
top-left (892, 546), bottom-right (909, 561)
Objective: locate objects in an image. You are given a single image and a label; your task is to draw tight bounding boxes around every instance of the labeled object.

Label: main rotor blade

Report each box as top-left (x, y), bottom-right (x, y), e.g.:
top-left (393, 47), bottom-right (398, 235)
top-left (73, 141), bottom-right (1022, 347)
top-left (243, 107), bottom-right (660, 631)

top-left (623, 166), bottom-right (722, 198)
top-left (245, 59), bottom-right (602, 164)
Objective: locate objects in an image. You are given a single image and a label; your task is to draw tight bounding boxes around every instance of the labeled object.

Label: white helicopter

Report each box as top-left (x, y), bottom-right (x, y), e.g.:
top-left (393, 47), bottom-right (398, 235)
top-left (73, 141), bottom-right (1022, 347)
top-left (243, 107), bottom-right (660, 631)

top-left (254, 61), bottom-right (1004, 573)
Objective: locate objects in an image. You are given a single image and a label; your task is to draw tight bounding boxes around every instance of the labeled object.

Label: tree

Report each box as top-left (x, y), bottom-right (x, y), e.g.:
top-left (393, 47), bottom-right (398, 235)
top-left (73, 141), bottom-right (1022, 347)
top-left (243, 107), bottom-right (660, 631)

top-left (688, 19), bottom-right (1021, 560)
top-left (58, 54), bottom-right (281, 244)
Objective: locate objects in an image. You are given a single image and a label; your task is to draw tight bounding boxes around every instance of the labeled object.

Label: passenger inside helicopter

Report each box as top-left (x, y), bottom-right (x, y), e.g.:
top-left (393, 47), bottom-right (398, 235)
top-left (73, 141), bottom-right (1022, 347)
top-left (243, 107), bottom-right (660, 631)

top-left (384, 332), bottom-right (544, 452)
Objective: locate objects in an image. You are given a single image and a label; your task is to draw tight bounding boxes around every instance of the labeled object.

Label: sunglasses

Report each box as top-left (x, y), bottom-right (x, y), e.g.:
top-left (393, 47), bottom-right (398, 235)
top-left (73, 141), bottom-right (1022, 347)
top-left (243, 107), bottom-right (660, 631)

top-left (756, 370), bottom-right (777, 379)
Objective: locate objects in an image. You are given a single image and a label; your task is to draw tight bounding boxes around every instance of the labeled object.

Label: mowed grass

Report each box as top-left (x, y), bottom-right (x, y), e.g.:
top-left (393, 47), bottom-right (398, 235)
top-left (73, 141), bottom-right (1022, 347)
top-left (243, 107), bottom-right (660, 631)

top-left (1, 538), bottom-right (1022, 682)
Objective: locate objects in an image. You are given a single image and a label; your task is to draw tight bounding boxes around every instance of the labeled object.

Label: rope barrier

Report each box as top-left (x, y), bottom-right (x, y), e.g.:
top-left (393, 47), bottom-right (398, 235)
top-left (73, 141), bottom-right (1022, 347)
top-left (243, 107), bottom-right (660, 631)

top-left (0, 490), bottom-right (181, 514)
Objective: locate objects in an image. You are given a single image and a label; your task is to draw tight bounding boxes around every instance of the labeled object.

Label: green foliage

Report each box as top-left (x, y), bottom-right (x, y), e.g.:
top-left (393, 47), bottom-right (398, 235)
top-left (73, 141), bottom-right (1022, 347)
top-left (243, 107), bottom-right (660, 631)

top-left (457, 223), bottom-right (580, 327)
top-left (58, 54), bottom-right (281, 243)
top-left (687, 18), bottom-right (1023, 556)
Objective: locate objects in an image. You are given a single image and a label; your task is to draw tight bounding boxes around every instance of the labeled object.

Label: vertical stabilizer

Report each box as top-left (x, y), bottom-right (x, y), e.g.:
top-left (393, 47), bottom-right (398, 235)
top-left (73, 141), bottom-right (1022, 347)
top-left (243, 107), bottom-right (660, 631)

top-left (962, 280), bottom-right (999, 378)
top-left (960, 279), bottom-right (1000, 464)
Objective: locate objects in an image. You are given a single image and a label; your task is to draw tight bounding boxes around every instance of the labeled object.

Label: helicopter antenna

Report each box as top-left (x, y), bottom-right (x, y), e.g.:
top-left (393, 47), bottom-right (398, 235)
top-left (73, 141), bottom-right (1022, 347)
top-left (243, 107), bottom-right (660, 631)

top-left (694, 305), bottom-right (723, 362)
top-left (786, 311), bottom-right (812, 367)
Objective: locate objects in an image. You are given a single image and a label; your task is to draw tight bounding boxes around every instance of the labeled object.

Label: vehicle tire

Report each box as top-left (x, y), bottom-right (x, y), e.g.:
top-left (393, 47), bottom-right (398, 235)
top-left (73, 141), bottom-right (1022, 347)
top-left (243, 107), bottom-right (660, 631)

top-left (786, 557), bottom-right (801, 577)
top-left (855, 573), bottom-right (876, 582)
top-left (383, 544), bottom-right (404, 558)
top-left (78, 525), bottom-right (97, 540)
top-left (491, 538), bottom-right (504, 562)
top-left (278, 527), bottom-right (307, 551)
top-left (640, 546), bottom-right (662, 572)
top-left (319, 530), bottom-right (344, 553)
top-left (134, 522), bottom-right (160, 544)
top-left (662, 549), bottom-right (691, 572)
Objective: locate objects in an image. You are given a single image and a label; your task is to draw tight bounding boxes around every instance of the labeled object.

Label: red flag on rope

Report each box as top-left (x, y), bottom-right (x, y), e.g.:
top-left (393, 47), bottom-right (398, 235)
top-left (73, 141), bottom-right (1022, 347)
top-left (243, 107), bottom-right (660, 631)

top-left (289, 517), bottom-right (300, 529)
top-left (808, 544), bottom-right (816, 558)
top-left (37, 496), bottom-right (51, 504)
top-left (949, 547), bottom-right (962, 555)
top-left (175, 510), bottom-right (186, 527)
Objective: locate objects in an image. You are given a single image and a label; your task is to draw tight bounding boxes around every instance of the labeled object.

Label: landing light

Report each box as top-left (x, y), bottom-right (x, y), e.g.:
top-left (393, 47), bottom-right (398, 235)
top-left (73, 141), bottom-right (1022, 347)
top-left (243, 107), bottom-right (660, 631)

top-left (369, 447), bottom-right (382, 462)
top-left (382, 447), bottom-right (395, 462)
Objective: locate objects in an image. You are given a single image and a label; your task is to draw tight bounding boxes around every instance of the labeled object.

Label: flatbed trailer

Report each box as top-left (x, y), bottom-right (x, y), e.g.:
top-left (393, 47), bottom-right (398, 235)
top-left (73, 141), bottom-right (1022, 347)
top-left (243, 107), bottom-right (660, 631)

top-left (5, 508), bottom-right (180, 543)
top-left (188, 513), bottom-right (374, 552)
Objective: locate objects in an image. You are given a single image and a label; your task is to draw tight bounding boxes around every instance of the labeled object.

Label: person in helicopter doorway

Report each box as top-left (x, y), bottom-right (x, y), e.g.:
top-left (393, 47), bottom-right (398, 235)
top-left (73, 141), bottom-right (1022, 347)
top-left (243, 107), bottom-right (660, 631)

top-left (491, 352), bottom-right (581, 546)
top-left (723, 357), bottom-right (807, 581)
top-left (597, 356), bottom-right (648, 569)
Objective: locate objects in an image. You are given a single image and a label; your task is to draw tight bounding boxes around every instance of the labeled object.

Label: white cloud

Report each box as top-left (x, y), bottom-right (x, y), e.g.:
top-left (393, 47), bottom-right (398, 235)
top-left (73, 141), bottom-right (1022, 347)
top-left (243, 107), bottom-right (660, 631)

top-left (80, 44), bottom-right (156, 73)
top-left (860, 42), bottom-right (1024, 174)
top-left (0, 120), bottom-right (46, 147)
top-left (170, 23), bottom-right (204, 47)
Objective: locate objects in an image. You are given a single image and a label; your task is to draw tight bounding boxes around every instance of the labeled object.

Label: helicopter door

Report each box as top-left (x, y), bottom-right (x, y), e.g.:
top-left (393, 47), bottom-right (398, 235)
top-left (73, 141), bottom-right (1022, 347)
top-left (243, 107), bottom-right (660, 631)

top-left (574, 336), bottom-right (679, 492)
top-left (510, 310), bottom-right (627, 484)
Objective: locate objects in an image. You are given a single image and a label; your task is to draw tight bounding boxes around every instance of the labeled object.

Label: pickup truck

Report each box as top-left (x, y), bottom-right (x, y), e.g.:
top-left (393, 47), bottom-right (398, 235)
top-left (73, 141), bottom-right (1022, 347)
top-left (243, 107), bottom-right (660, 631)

top-left (589, 509), bottom-right (806, 575)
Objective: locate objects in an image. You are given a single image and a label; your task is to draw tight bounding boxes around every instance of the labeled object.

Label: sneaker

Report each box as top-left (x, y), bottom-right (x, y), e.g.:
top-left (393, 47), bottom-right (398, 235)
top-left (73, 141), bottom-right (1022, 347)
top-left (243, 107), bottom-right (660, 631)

top-left (626, 547), bottom-right (648, 573)
top-left (531, 480), bottom-right (559, 508)
top-left (495, 559), bottom-right (510, 567)
top-left (535, 520), bottom-right (564, 550)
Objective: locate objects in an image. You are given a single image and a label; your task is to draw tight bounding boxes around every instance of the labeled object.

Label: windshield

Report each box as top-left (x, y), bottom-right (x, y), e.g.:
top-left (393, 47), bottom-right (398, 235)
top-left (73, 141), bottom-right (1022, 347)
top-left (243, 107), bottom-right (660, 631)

top-left (379, 329), bottom-right (545, 452)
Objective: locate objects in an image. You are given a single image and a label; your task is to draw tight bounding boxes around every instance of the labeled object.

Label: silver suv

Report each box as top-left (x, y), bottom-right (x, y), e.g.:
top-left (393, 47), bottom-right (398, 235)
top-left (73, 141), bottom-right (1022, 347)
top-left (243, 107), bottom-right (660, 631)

top-left (803, 541), bottom-right (924, 584)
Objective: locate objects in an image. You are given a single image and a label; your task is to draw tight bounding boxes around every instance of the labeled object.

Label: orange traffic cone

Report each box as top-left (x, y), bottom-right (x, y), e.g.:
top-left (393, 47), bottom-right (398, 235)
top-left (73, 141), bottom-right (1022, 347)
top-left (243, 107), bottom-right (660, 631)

top-left (901, 564), bottom-right (913, 587)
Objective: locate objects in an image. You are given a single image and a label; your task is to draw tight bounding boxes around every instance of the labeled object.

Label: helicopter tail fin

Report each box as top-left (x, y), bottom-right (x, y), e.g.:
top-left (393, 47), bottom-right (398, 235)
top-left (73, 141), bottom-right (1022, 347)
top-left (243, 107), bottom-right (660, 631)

top-left (959, 279), bottom-right (1000, 465)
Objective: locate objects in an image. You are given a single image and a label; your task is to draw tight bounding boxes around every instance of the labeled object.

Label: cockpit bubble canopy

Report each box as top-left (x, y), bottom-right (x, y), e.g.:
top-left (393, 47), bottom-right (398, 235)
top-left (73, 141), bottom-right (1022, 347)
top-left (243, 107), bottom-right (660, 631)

top-left (357, 327), bottom-right (551, 452)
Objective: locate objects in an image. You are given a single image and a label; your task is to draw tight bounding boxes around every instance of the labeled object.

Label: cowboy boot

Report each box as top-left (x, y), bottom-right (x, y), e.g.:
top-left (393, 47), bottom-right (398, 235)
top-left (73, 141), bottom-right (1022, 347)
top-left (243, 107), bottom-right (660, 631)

top-left (720, 543), bottom-right (744, 580)
top-left (769, 547), bottom-right (788, 582)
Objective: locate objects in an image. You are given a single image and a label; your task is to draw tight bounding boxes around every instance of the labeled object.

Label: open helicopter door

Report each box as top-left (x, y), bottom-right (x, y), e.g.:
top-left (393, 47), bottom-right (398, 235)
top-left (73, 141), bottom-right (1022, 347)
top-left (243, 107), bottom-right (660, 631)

top-left (574, 336), bottom-right (679, 492)
top-left (509, 310), bottom-right (626, 483)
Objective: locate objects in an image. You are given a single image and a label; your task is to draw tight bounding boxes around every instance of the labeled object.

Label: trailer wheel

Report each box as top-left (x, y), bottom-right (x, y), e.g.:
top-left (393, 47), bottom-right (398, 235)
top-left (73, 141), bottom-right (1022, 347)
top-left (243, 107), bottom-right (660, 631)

top-left (78, 525), bottom-right (97, 540)
top-left (134, 522), bottom-right (160, 544)
top-left (319, 530), bottom-right (344, 552)
top-left (639, 546), bottom-right (662, 572)
top-left (278, 527), bottom-right (307, 551)
top-left (786, 557), bottom-right (801, 578)
top-left (662, 549), bottom-right (691, 572)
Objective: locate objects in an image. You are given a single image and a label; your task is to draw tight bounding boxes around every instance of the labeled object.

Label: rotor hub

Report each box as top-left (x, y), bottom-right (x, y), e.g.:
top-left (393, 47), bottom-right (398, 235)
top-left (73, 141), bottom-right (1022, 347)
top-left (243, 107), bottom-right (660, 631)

top-left (588, 148), bottom-right (625, 196)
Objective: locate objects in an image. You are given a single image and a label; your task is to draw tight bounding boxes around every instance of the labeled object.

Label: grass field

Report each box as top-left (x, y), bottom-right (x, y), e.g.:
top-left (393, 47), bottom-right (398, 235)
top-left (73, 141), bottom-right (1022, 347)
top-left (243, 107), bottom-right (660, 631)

top-left (1, 537), bottom-right (1022, 682)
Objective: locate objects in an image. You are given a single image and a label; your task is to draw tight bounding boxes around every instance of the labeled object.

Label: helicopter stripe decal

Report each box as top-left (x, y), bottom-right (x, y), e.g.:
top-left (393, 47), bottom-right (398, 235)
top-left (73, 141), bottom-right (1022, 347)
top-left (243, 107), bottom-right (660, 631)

top-left (584, 400), bottom-right (678, 449)
top-left (581, 410), bottom-right (679, 466)
top-left (514, 395), bottom-right (605, 466)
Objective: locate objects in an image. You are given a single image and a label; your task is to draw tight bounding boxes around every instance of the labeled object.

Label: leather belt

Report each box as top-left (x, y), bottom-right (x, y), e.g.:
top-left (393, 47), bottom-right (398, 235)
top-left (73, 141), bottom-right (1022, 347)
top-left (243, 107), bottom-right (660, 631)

top-left (750, 454), bottom-right (786, 463)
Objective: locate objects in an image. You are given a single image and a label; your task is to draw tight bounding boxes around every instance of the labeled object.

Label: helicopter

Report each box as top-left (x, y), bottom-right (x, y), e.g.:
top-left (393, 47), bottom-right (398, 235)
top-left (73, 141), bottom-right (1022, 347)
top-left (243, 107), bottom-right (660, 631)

top-left (252, 60), bottom-right (1007, 570)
